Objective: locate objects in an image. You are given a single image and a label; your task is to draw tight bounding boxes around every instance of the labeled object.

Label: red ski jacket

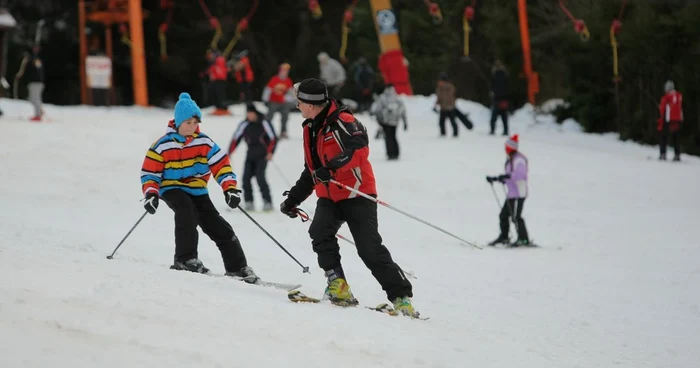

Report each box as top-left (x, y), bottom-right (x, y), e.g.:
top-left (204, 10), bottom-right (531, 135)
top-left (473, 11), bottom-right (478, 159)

top-left (658, 90), bottom-right (683, 131)
top-left (234, 56), bottom-right (254, 83)
top-left (287, 100), bottom-right (376, 204)
top-left (207, 56), bottom-right (228, 81)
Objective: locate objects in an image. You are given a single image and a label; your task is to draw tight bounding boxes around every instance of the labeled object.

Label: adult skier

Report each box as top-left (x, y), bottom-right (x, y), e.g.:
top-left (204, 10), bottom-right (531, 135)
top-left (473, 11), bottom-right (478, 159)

top-left (317, 52), bottom-right (346, 99)
top-left (486, 134), bottom-right (531, 247)
top-left (15, 45), bottom-right (44, 121)
top-left (228, 103), bottom-right (277, 212)
top-left (140, 92), bottom-right (259, 281)
top-left (278, 78), bottom-right (418, 317)
top-left (370, 84), bottom-right (407, 160)
top-left (263, 63), bottom-right (294, 139)
top-left (657, 80), bottom-right (683, 161)
top-left (489, 60), bottom-right (510, 136)
top-left (435, 73), bottom-right (473, 137)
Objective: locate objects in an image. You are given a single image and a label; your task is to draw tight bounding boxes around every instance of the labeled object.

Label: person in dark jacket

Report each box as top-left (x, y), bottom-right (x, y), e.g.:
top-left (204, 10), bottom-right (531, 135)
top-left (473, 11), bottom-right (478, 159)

top-left (490, 60), bottom-right (509, 135)
top-left (228, 103), bottom-right (277, 212)
top-left (279, 78), bottom-right (419, 318)
top-left (16, 45), bottom-right (44, 121)
top-left (434, 73), bottom-right (473, 137)
top-left (353, 57), bottom-right (375, 112)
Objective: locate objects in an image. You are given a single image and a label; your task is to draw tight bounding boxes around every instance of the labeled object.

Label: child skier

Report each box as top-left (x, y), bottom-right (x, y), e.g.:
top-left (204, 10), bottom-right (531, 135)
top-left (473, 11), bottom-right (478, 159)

top-left (486, 134), bottom-right (531, 247)
top-left (370, 84), bottom-right (407, 160)
top-left (140, 92), bottom-right (259, 282)
top-left (228, 103), bottom-right (277, 212)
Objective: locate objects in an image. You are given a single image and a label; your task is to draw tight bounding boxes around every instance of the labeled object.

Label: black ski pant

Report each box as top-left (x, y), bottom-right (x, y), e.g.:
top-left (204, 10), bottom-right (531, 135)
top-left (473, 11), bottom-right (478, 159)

top-left (309, 197), bottom-right (413, 301)
top-left (161, 189), bottom-right (247, 272)
top-left (439, 108), bottom-right (472, 136)
top-left (210, 80), bottom-right (227, 110)
top-left (242, 157), bottom-right (271, 203)
top-left (380, 123), bottom-right (399, 159)
top-left (499, 198), bottom-right (528, 241)
top-left (490, 104), bottom-right (509, 135)
top-left (659, 123), bottom-right (681, 158)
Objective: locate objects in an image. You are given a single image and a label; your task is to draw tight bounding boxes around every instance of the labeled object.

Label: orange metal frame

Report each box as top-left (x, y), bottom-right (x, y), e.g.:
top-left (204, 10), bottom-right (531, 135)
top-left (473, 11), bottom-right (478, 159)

top-left (518, 0), bottom-right (538, 105)
top-left (78, 0), bottom-right (148, 106)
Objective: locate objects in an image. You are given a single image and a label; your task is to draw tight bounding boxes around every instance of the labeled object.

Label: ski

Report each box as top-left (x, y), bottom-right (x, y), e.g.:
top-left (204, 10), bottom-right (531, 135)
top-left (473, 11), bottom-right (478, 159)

top-left (288, 290), bottom-right (429, 320)
top-left (223, 275), bottom-right (302, 291)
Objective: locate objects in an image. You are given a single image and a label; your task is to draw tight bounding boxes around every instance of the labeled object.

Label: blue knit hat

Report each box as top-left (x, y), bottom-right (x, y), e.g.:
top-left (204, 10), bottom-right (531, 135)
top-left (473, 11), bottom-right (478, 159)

top-left (173, 92), bottom-right (202, 127)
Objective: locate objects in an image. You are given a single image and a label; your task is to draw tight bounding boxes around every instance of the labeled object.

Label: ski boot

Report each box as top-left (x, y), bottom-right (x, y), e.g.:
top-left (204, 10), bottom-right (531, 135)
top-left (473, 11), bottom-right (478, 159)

top-left (322, 269), bottom-right (358, 306)
top-left (488, 235), bottom-right (510, 246)
top-left (393, 296), bottom-right (420, 318)
top-left (673, 155), bottom-right (681, 162)
top-left (244, 202), bottom-right (255, 211)
top-left (171, 258), bottom-right (209, 274)
top-left (262, 202), bottom-right (273, 212)
top-left (226, 266), bottom-right (259, 284)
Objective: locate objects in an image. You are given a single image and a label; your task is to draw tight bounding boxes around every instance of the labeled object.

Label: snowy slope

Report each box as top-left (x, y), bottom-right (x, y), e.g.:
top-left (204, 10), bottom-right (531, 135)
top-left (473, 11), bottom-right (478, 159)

top-left (1, 96), bottom-right (698, 368)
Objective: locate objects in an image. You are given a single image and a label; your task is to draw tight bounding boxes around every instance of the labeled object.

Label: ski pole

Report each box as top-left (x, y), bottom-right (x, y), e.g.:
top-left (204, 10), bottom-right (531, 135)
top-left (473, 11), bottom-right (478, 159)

top-left (270, 160), bottom-right (293, 188)
top-left (238, 207), bottom-right (310, 274)
top-left (330, 179), bottom-right (482, 250)
top-left (273, 170), bottom-right (362, 261)
top-left (296, 209), bottom-right (418, 280)
top-left (107, 211), bottom-right (148, 259)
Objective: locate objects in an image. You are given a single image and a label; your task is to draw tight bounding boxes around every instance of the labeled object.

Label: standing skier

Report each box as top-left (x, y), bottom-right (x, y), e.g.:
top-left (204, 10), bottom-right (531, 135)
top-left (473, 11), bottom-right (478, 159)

top-left (657, 80), bottom-right (683, 161)
top-left (140, 92), bottom-right (258, 281)
top-left (279, 78), bottom-right (418, 317)
top-left (317, 52), bottom-right (346, 99)
top-left (489, 60), bottom-right (509, 136)
top-left (263, 63), bottom-right (294, 139)
top-left (370, 84), bottom-right (407, 160)
top-left (435, 73), bottom-right (473, 137)
top-left (486, 134), bottom-right (531, 247)
top-left (15, 45), bottom-right (44, 121)
top-left (228, 103), bottom-right (277, 212)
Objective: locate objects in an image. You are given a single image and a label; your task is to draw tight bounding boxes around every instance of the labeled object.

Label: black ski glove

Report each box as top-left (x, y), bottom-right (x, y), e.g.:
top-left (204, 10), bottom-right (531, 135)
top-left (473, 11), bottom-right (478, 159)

top-left (143, 192), bottom-right (159, 214)
top-left (224, 188), bottom-right (242, 208)
top-left (313, 166), bottom-right (332, 184)
top-left (486, 176), bottom-right (498, 184)
top-left (280, 197), bottom-right (299, 219)
top-left (497, 174), bottom-right (511, 183)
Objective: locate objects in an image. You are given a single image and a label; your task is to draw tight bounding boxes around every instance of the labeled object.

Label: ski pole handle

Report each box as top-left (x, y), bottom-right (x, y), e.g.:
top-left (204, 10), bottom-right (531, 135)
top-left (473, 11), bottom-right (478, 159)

top-left (329, 179), bottom-right (482, 249)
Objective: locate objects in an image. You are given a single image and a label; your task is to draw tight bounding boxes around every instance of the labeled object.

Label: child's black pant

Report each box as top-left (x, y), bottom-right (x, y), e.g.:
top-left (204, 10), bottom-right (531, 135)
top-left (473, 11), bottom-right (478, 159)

top-left (242, 157), bottom-right (271, 203)
top-left (380, 123), bottom-right (400, 159)
top-left (162, 189), bottom-right (247, 272)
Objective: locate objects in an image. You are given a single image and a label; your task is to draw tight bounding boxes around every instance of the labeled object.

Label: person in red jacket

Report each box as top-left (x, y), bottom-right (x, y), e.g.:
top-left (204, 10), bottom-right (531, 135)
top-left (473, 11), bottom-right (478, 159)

top-left (278, 78), bottom-right (418, 318)
top-left (657, 80), bottom-right (683, 161)
top-left (231, 50), bottom-right (254, 103)
top-left (205, 49), bottom-right (230, 116)
top-left (262, 63), bottom-right (294, 139)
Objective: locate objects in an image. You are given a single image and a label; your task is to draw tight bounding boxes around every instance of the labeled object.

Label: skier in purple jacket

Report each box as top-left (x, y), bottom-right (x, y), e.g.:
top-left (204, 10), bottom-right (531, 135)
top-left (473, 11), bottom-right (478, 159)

top-left (486, 134), bottom-right (531, 246)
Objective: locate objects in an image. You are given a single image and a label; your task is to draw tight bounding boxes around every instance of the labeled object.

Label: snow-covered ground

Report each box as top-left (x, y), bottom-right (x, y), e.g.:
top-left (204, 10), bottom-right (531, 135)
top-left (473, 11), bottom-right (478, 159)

top-left (1, 95), bottom-right (698, 368)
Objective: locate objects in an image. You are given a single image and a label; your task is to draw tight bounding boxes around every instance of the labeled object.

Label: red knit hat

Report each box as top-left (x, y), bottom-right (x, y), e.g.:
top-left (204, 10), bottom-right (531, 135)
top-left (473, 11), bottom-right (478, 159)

top-left (505, 134), bottom-right (519, 154)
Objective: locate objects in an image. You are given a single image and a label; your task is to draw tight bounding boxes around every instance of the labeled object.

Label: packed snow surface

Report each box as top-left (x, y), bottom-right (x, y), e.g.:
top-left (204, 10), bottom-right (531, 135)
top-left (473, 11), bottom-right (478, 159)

top-left (1, 96), bottom-right (698, 368)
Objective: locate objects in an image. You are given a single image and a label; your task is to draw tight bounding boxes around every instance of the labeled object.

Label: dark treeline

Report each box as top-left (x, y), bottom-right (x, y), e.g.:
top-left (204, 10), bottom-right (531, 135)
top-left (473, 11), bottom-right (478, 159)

top-left (4, 0), bottom-right (699, 154)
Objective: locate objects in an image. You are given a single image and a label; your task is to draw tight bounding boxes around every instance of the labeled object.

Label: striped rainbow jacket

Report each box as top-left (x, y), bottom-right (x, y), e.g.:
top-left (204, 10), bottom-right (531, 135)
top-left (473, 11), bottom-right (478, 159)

top-left (141, 120), bottom-right (238, 197)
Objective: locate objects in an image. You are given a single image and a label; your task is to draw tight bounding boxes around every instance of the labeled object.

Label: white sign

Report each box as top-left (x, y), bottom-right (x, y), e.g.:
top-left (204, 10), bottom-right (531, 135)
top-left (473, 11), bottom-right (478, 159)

top-left (86, 56), bottom-right (112, 89)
